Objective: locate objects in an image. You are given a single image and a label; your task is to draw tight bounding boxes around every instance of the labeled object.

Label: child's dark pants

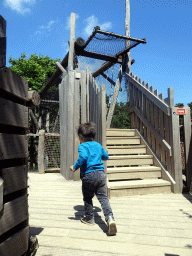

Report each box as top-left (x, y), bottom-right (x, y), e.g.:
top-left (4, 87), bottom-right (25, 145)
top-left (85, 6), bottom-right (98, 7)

top-left (82, 171), bottom-right (114, 222)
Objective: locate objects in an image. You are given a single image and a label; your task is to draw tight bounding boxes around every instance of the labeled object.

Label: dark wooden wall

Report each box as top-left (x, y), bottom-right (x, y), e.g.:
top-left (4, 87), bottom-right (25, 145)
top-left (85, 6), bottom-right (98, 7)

top-left (0, 15), bottom-right (29, 256)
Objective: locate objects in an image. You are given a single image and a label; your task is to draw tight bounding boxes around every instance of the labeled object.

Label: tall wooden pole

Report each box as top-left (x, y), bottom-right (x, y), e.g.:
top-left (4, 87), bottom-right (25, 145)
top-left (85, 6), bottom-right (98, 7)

top-left (125, 0), bottom-right (131, 74)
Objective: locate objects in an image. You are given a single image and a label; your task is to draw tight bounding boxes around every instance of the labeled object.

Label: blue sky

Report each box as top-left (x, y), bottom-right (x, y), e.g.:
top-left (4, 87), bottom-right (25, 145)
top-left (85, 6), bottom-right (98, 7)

top-left (1, 0), bottom-right (192, 106)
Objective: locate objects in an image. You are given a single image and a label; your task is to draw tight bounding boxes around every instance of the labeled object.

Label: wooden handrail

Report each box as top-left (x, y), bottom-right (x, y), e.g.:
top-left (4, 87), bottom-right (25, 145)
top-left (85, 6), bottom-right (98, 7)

top-left (128, 106), bottom-right (172, 156)
top-left (126, 73), bottom-right (171, 115)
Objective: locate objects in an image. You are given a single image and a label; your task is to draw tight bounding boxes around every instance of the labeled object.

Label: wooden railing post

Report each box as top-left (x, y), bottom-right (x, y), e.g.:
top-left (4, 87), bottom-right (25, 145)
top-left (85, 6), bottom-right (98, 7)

top-left (184, 107), bottom-right (192, 191)
top-left (38, 130), bottom-right (45, 174)
top-left (170, 107), bottom-right (183, 193)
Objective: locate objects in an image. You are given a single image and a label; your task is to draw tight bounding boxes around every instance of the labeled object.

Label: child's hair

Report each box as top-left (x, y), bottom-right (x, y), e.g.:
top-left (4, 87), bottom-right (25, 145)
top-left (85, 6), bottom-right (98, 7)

top-left (78, 122), bottom-right (96, 142)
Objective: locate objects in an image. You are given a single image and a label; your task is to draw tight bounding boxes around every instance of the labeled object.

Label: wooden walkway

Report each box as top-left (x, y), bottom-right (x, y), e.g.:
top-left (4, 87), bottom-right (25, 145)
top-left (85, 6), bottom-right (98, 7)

top-left (28, 172), bottom-right (192, 256)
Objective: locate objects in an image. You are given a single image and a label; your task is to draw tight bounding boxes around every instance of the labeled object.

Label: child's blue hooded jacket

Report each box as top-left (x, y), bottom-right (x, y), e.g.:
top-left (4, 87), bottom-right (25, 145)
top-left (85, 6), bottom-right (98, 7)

top-left (73, 141), bottom-right (109, 179)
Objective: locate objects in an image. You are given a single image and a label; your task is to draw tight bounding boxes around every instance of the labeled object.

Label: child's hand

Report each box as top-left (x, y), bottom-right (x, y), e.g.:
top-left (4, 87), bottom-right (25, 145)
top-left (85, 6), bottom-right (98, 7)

top-left (69, 165), bottom-right (75, 172)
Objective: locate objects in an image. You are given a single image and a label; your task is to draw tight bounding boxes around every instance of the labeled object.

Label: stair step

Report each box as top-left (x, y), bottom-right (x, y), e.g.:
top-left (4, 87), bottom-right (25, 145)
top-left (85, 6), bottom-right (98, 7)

top-left (108, 172), bottom-right (161, 180)
top-left (106, 129), bottom-right (135, 137)
top-left (107, 136), bottom-right (140, 145)
top-left (107, 155), bottom-right (153, 167)
top-left (108, 179), bottom-right (171, 197)
top-left (107, 166), bottom-right (161, 173)
top-left (107, 145), bottom-right (146, 155)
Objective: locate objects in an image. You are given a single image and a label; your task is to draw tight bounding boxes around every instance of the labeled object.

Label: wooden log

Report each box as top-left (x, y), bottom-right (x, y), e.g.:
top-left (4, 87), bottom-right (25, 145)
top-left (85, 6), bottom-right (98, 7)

top-left (0, 226), bottom-right (29, 256)
top-left (0, 15), bottom-right (6, 68)
top-left (1, 165), bottom-right (27, 195)
top-left (38, 130), bottom-right (45, 174)
top-left (0, 195), bottom-right (28, 236)
top-left (27, 90), bottom-right (40, 107)
top-left (0, 67), bottom-right (28, 101)
top-left (0, 134), bottom-right (28, 160)
top-left (0, 97), bottom-right (28, 128)
top-left (29, 109), bottom-right (39, 131)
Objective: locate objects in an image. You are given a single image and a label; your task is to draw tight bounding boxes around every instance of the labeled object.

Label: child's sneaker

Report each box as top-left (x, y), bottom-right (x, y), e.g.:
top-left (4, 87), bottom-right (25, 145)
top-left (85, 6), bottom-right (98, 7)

top-left (107, 216), bottom-right (117, 236)
top-left (80, 215), bottom-right (95, 225)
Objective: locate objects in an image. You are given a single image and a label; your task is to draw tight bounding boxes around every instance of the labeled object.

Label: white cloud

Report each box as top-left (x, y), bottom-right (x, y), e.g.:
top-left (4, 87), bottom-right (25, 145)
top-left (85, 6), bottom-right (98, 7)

top-left (83, 15), bottom-right (112, 36)
top-left (33, 19), bottom-right (59, 36)
top-left (66, 14), bottom-right (79, 30)
top-left (3, 0), bottom-right (36, 15)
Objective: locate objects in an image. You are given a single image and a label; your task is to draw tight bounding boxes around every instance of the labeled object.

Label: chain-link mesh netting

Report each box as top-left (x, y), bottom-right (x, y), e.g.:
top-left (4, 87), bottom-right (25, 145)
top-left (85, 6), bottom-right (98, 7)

top-left (44, 134), bottom-right (60, 170)
top-left (76, 30), bottom-right (136, 104)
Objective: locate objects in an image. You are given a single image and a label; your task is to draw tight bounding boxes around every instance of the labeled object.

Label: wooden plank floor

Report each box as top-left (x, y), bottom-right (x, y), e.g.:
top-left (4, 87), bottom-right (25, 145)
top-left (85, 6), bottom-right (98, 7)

top-left (28, 172), bottom-right (192, 256)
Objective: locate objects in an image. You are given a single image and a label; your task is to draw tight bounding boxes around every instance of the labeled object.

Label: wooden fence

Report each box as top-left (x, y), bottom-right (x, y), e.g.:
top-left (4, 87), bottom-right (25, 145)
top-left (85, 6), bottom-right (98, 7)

top-left (59, 68), bottom-right (106, 180)
top-left (126, 72), bottom-right (191, 193)
top-left (0, 15), bottom-right (29, 256)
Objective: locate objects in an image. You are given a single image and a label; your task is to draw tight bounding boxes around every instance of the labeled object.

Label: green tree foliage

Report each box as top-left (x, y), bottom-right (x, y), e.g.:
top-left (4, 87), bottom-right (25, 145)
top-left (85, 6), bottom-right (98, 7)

top-left (8, 53), bottom-right (61, 92)
top-left (175, 103), bottom-right (184, 108)
top-left (110, 101), bottom-right (131, 129)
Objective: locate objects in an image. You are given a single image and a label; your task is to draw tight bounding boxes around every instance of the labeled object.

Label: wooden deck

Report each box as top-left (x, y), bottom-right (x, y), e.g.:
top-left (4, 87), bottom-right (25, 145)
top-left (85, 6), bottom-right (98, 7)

top-left (28, 172), bottom-right (192, 256)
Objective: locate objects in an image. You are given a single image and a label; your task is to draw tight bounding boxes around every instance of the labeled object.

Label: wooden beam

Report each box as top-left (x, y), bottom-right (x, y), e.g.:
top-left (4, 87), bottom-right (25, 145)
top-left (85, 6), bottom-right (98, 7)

top-left (0, 195), bottom-right (28, 236)
top-left (55, 61), bottom-right (67, 75)
top-left (1, 165), bottom-right (27, 196)
top-left (97, 29), bottom-right (146, 44)
top-left (0, 226), bottom-right (29, 256)
top-left (68, 13), bottom-right (76, 72)
top-left (0, 15), bottom-right (6, 68)
top-left (76, 50), bottom-right (122, 63)
top-left (0, 67), bottom-right (28, 101)
top-left (0, 97), bottom-right (28, 128)
top-left (106, 65), bottom-right (123, 128)
top-left (39, 53), bottom-right (69, 98)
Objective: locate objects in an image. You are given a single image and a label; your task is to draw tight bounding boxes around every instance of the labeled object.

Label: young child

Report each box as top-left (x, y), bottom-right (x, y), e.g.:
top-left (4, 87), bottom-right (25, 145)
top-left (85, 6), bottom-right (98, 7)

top-left (69, 122), bottom-right (117, 236)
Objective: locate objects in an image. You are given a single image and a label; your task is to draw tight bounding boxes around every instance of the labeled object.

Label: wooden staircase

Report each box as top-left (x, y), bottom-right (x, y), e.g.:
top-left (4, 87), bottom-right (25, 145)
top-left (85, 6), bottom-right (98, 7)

top-left (106, 129), bottom-right (172, 197)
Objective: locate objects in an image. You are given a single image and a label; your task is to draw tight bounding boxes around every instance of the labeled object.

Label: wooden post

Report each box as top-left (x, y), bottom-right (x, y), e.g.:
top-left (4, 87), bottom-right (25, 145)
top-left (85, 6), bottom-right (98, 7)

top-left (86, 67), bottom-right (90, 122)
top-left (68, 13), bottom-right (76, 72)
top-left (73, 70), bottom-right (80, 181)
top-left (106, 65), bottom-right (123, 128)
top-left (170, 107), bottom-right (183, 193)
top-left (0, 15), bottom-right (6, 68)
top-left (46, 113), bottom-right (49, 133)
top-left (101, 84), bottom-right (107, 173)
top-left (184, 107), bottom-right (191, 191)
top-left (81, 71), bottom-right (86, 123)
top-left (38, 130), bottom-right (45, 174)
top-left (0, 177), bottom-right (3, 214)
top-left (66, 71), bottom-right (75, 180)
